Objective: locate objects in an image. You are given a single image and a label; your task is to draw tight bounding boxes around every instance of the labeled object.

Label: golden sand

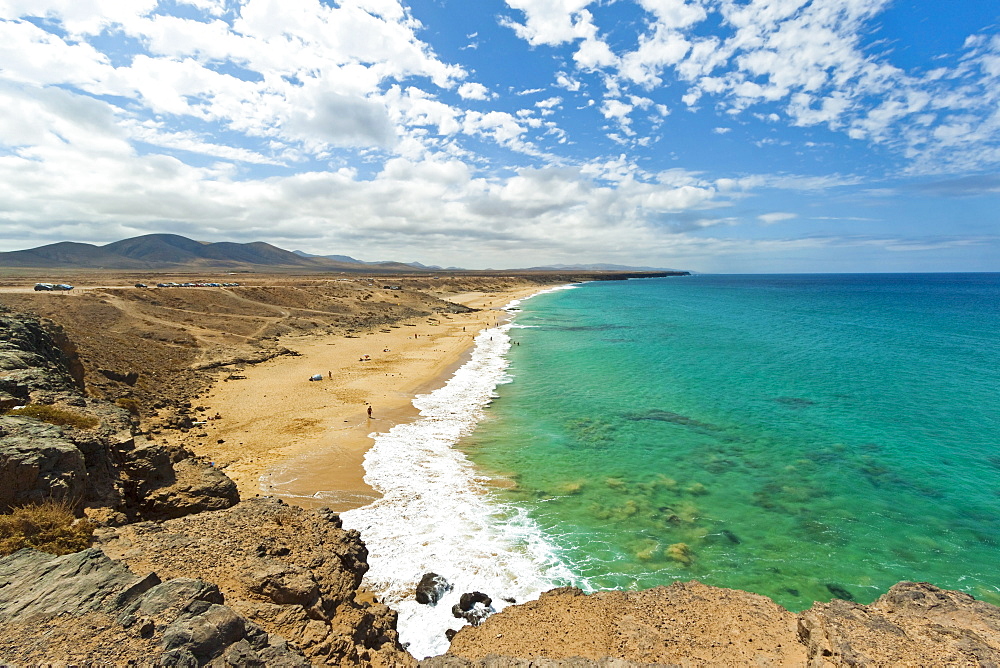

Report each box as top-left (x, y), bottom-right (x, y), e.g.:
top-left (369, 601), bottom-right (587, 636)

top-left (175, 287), bottom-right (542, 511)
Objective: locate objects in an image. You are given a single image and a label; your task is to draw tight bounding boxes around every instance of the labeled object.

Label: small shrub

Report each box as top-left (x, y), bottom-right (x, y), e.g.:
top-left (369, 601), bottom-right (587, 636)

top-left (115, 397), bottom-right (142, 416)
top-left (0, 500), bottom-right (95, 556)
top-left (4, 404), bottom-right (98, 429)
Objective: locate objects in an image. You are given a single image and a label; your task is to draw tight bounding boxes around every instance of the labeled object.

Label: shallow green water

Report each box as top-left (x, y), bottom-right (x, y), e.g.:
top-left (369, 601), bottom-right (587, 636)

top-left (462, 274), bottom-right (1000, 610)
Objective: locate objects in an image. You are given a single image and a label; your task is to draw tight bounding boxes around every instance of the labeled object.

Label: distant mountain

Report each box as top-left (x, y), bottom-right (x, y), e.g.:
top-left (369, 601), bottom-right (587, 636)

top-left (516, 263), bottom-right (685, 272)
top-left (103, 234), bottom-right (209, 264)
top-left (293, 249), bottom-right (440, 272)
top-left (405, 261), bottom-right (447, 270)
top-left (0, 234), bottom-right (430, 273)
top-left (292, 250), bottom-right (363, 263)
top-left (0, 234), bottom-right (689, 275)
top-left (0, 241), bottom-right (152, 269)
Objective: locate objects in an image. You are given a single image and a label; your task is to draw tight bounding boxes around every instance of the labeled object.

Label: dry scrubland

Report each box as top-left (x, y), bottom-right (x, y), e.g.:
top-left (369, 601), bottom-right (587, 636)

top-left (0, 272), bottom-right (572, 416)
top-left (5, 271), bottom-right (1000, 666)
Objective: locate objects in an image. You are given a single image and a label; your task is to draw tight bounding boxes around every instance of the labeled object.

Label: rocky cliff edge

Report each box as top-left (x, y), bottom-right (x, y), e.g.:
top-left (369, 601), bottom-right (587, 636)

top-left (4, 311), bottom-right (1000, 666)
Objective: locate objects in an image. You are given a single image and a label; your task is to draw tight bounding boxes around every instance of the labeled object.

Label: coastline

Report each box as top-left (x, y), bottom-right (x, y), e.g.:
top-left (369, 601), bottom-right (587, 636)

top-left (337, 282), bottom-right (585, 659)
top-left (166, 285), bottom-right (547, 512)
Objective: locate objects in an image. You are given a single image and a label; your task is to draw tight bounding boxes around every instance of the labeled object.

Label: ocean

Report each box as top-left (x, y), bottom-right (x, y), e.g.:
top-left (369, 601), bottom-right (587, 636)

top-left (341, 273), bottom-right (1000, 658)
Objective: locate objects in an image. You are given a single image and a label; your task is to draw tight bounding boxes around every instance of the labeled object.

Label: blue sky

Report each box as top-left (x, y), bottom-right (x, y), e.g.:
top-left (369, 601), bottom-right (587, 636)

top-left (0, 0), bottom-right (997, 272)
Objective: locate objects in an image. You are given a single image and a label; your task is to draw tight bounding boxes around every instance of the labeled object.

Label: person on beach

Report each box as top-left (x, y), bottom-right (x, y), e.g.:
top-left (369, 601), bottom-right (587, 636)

top-left (367, 405), bottom-right (373, 418)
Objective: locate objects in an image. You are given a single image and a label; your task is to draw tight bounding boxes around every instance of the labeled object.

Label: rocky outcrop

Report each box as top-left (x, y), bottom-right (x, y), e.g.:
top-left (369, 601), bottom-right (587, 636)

top-left (0, 314), bottom-right (238, 522)
top-left (97, 497), bottom-right (414, 666)
top-left (0, 547), bottom-right (308, 666)
top-left (431, 581), bottom-right (1000, 667)
top-left (416, 572), bottom-right (454, 606)
top-left (125, 442), bottom-right (239, 520)
top-left (0, 315), bottom-right (84, 400)
top-left (0, 418), bottom-right (88, 508)
top-left (452, 592), bottom-right (495, 627)
top-left (437, 583), bottom-right (805, 666)
top-left (797, 581), bottom-right (1000, 665)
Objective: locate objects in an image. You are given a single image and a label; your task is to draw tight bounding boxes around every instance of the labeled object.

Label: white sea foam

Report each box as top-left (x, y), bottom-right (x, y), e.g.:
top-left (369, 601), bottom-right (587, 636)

top-left (340, 291), bottom-right (583, 659)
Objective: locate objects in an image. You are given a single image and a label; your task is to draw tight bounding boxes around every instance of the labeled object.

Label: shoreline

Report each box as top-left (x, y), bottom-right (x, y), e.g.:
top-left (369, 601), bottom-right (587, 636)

top-left (164, 285), bottom-right (548, 512)
top-left (339, 282), bottom-right (586, 659)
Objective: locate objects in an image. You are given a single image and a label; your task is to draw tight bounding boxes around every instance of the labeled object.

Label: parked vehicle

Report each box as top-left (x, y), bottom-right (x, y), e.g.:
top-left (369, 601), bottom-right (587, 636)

top-left (135, 283), bottom-right (148, 288)
top-left (34, 283), bottom-right (73, 291)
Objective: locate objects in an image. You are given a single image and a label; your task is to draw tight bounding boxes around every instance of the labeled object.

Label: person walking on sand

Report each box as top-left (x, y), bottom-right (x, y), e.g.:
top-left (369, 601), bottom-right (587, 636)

top-left (367, 405), bottom-right (373, 418)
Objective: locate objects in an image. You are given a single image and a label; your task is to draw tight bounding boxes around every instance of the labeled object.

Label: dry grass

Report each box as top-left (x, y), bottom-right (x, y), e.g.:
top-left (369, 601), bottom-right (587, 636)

top-left (0, 499), bottom-right (95, 556)
top-left (115, 397), bottom-right (142, 415)
top-left (4, 404), bottom-right (99, 429)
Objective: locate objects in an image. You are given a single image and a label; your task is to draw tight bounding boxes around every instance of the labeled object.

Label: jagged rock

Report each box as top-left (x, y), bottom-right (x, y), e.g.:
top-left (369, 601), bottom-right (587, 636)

top-left (139, 455), bottom-right (239, 520)
top-left (438, 581), bottom-right (1000, 667)
top-left (99, 368), bottom-right (140, 385)
top-left (0, 548), bottom-right (308, 666)
top-left (0, 390), bottom-right (19, 411)
top-left (797, 581), bottom-right (1000, 665)
top-left (452, 591), bottom-right (495, 627)
top-left (0, 418), bottom-right (88, 510)
top-left (248, 561), bottom-right (321, 607)
top-left (416, 572), bottom-right (453, 605)
top-left (0, 548), bottom-right (159, 621)
top-left (0, 313), bottom-right (239, 522)
top-left (98, 497), bottom-right (414, 666)
top-left (0, 316), bottom-right (83, 397)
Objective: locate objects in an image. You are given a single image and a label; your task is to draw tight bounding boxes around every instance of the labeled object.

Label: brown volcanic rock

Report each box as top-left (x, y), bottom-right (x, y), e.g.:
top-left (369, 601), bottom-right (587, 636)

top-left (439, 583), bottom-right (805, 666)
top-left (797, 581), bottom-right (1000, 666)
top-left (97, 497), bottom-right (414, 666)
top-left (0, 547), bottom-right (308, 666)
top-left (433, 581), bottom-right (1000, 667)
top-left (0, 313), bottom-right (238, 520)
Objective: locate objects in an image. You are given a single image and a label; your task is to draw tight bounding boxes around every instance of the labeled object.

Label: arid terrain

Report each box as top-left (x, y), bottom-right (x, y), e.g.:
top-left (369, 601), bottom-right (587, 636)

top-left (4, 269), bottom-right (1000, 666)
top-left (0, 271), bottom-right (582, 415)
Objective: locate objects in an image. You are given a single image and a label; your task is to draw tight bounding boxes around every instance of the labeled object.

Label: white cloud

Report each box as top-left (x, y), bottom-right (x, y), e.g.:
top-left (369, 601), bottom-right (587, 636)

top-left (617, 23), bottom-right (691, 87)
top-left (555, 71), bottom-right (581, 91)
top-left (457, 82), bottom-right (491, 100)
top-left (462, 110), bottom-right (529, 147)
top-left (635, 0), bottom-right (706, 30)
top-left (498, 0), bottom-right (1000, 174)
top-left (501, 0), bottom-right (597, 46)
top-left (0, 0), bottom-right (996, 271)
top-left (573, 36), bottom-right (617, 70)
top-left (0, 18), bottom-right (116, 90)
top-left (758, 212), bottom-right (797, 224)
top-left (0, 0), bottom-right (158, 36)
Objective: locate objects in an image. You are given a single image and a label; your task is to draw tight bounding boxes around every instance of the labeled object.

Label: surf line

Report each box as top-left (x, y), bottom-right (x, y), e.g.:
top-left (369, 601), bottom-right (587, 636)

top-left (340, 288), bottom-right (585, 659)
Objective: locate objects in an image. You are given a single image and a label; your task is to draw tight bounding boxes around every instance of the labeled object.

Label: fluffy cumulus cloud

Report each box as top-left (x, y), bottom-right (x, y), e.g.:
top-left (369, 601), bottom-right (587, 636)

top-left (503, 0), bottom-right (1000, 174)
top-left (0, 0), bottom-right (997, 271)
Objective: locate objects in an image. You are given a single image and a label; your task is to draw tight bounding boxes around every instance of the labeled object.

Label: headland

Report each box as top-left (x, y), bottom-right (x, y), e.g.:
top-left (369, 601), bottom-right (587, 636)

top-left (4, 270), bottom-right (1000, 666)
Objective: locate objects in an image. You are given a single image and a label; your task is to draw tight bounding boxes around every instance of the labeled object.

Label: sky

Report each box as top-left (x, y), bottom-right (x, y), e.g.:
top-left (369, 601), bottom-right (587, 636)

top-left (0, 0), bottom-right (998, 272)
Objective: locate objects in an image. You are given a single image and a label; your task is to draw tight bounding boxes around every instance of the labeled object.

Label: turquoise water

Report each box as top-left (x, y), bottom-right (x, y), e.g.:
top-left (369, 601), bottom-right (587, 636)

top-left (462, 274), bottom-right (1000, 610)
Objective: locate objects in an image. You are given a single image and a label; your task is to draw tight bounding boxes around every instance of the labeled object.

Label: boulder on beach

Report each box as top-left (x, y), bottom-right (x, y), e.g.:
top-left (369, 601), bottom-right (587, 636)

top-left (416, 572), bottom-right (453, 606)
top-left (452, 591), bottom-right (494, 627)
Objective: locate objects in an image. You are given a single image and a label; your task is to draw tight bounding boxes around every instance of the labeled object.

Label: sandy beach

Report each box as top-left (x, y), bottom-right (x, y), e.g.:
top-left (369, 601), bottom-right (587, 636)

top-left (164, 286), bottom-right (544, 511)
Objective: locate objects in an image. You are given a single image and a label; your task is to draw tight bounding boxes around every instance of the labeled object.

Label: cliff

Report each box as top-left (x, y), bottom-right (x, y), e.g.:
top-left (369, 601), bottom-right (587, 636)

top-left (0, 313), bottom-right (238, 522)
top-left (426, 581), bottom-right (1000, 666)
top-left (4, 304), bottom-right (1000, 666)
top-left (0, 311), bottom-right (411, 665)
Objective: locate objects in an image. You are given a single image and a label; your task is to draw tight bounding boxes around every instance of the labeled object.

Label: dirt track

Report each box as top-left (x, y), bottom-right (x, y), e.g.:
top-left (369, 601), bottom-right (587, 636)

top-left (0, 273), bottom-right (573, 416)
